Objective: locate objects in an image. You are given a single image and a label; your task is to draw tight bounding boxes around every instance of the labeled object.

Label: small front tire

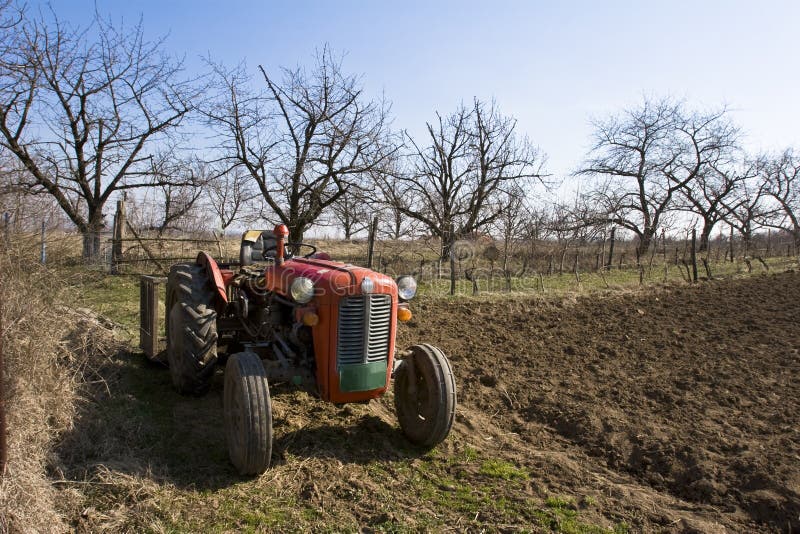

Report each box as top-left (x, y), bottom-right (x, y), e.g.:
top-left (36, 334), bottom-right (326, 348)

top-left (394, 344), bottom-right (457, 448)
top-left (224, 351), bottom-right (272, 475)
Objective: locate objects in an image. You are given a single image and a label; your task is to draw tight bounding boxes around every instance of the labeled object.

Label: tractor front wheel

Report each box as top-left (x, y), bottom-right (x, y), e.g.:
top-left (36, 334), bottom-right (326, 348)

top-left (394, 344), bottom-right (457, 448)
top-left (224, 351), bottom-right (272, 475)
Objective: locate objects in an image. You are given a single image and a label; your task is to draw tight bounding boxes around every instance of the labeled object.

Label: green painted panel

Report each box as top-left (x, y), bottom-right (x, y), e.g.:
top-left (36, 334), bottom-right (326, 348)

top-left (339, 360), bottom-right (387, 392)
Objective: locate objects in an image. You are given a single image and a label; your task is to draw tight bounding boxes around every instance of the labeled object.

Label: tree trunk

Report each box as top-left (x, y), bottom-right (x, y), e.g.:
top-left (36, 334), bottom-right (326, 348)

top-left (637, 230), bottom-right (654, 259)
top-left (698, 221), bottom-right (714, 253)
top-left (288, 225), bottom-right (305, 245)
top-left (81, 212), bottom-right (105, 261)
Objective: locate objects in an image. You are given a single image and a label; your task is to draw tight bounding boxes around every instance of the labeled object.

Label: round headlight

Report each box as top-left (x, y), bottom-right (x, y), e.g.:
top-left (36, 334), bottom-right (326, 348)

top-left (396, 276), bottom-right (417, 301)
top-left (289, 277), bottom-right (315, 304)
top-left (361, 276), bottom-right (375, 294)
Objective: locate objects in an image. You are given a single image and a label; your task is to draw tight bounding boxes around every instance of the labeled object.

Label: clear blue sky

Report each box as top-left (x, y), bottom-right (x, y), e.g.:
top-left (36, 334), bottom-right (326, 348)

top-left (36, 0), bottom-right (800, 189)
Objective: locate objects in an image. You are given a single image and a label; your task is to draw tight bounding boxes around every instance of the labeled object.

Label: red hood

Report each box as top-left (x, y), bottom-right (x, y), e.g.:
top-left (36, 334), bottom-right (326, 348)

top-left (265, 257), bottom-right (398, 303)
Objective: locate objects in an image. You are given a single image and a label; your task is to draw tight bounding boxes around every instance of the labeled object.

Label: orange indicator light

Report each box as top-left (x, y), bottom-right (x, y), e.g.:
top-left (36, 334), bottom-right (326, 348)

top-left (397, 307), bottom-right (413, 322)
top-left (302, 312), bottom-right (320, 326)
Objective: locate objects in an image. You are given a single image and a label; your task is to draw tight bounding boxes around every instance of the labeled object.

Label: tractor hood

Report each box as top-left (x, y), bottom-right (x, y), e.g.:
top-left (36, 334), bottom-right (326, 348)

top-left (265, 257), bottom-right (398, 304)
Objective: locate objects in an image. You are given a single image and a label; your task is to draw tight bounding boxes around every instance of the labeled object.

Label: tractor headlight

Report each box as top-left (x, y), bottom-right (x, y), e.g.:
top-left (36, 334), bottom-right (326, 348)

top-left (290, 277), bottom-right (315, 304)
top-left (361, 276), bottom-right (375, 294)
top-left (396, 276), bottom-right (417, 301)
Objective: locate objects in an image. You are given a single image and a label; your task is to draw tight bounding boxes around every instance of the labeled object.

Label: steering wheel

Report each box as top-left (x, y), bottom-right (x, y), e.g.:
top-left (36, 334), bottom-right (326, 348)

top-left (291, 242), bottom-right (317, 258)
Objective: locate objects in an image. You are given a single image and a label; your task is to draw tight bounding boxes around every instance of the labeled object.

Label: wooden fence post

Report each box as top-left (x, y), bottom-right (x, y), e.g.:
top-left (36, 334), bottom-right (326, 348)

top-left (111, 199), bottom-right (126, 274)
top-left (366, 216), bottom-right (378, 269)
top-left (690, 228), bottom-right (698, 282)
top-left (573, 252), bottom-right (580, 285)
top-left (766, 229), bottom-right (771, 257)
top-left (729, 226), bottom-right (734, 263)
top-left (606, 227), bottom-right (615, 270)
top-left (449, 241), bottom-right (456, 296)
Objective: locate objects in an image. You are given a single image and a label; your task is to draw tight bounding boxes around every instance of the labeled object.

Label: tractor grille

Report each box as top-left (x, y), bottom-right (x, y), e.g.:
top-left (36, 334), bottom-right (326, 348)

top-left (337, 294), bottom-right (392, 366)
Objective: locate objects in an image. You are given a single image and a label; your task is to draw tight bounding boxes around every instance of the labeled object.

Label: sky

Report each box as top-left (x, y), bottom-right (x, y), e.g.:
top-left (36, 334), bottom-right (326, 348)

top-left (32, 0), bottom-right (800, 196)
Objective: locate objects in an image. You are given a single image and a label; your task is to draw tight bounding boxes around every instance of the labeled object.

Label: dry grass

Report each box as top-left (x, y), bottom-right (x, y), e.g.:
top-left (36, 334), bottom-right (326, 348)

top-left (0, 244), bottom-right (122, 533)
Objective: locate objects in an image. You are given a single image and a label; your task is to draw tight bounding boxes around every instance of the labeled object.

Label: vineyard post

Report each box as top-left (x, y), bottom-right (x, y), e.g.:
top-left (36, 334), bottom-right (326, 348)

top-left (606, 227), bottom-right (615, 270)
top-left (573, 252), bottom-right (580, 285)
top-left (366, 216), bottom-right (378, 269)
top-left (729, 225), bottom-right (734, 263)
top-left (111, 199), bottom-right (126, 274)
top-left (449, 241), bottom-right (456, 296)
top-left (691, 228), bottom-right (698, 282)
top-left (766, 229), bottom-right (771, 257)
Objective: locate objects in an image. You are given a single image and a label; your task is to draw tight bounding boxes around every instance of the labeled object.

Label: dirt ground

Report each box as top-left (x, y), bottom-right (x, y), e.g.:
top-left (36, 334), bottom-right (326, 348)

top-left (399, 270), bottom-right (800, 532)
top-left (49, 270), bottom-right (800, 533)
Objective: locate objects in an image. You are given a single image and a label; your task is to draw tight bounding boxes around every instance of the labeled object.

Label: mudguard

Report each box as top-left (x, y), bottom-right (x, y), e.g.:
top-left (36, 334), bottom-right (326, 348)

top-left (196, 251), bottom-right (228, 313)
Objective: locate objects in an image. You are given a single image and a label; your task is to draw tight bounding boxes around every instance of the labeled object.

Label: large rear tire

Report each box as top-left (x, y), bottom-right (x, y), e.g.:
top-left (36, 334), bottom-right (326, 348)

top-left (224, 351), bottom-right (272, 475)
top-left (394, 344), bottom-right (457, 448)
top-left (165, 263), bottom-right (218, 396)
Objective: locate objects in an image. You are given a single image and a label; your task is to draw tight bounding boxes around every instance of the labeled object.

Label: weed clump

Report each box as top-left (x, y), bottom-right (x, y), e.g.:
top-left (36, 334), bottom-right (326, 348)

top-left (0, 252), bottom-right (119, 532)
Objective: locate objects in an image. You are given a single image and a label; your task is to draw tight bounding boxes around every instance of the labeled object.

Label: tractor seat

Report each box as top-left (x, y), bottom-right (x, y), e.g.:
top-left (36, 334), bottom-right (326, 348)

top-left (240, 231), bottom-right (291, 265)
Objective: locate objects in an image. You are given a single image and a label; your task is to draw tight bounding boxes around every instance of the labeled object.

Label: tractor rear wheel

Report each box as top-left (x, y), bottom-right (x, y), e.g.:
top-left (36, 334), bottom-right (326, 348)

top-left (394, 344), bottom-right (457, 448)
top-left (224, 351), bottom-right (272, 475)
top-left (166, 263), bottom-right (218, 396)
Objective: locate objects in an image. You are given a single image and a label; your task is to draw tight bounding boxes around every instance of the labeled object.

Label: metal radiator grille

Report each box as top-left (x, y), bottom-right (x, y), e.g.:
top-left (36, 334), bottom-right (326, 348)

top-left (337, 294), bottom-right (392, 366)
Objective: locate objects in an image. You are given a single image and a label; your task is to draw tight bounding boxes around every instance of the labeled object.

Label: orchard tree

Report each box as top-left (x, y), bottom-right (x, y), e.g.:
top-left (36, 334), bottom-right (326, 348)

top-left (719, 159), bottom-right (769, 253)
top-left (0, 8), bottom-right (196, 258)
top-left (578, 97), bottom-right (682, 257)
top-left (390, 99), bottom-right (543, 260)
top-left (672, 108), bottom-right (742, 252)
top-left (204, 48), bottom-right (396, 243)
top-left (760, 149), bottom-right (800, 248)
top-left (205, 165), bottom-right (258, 232)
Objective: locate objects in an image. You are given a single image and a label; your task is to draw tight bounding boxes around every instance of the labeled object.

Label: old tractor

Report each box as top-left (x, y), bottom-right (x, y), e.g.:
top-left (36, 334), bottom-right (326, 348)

top-left (141, 224), bottom-right (456, 475)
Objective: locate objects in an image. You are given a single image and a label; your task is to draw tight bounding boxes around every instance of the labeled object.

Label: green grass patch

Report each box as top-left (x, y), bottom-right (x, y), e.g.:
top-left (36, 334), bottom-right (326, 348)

top-left (479, 459), bottom-right (529, 480)
top-left (534, 495), bottom-right (629, 534)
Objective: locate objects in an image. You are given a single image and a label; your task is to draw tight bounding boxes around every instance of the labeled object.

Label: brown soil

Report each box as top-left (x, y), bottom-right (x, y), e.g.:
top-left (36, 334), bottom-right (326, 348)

top-left (400, 271), bottom-right (800, 532)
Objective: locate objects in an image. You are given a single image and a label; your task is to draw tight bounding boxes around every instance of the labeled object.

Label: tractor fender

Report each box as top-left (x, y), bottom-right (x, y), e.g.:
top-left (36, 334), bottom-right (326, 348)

top-left (196, 251), bottom-right (228, 314)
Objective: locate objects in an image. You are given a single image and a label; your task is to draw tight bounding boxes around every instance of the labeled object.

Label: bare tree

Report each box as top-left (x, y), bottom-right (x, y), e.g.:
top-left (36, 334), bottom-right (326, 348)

top-left (392, 99), bottom-right (543, 259)
top-left (760, 149), bottom-right (800, 248)
top-left (0, 9), bottom-right (195, 258)
top-left (374, 165), bottom-right (420, 240)
top-left (204, 48), bottom-right (395, 243)
top-left (719, 160), bottom-right (769, 254)
top-left (578, 97), bottom-right (687, 257)
top-left (327, 179), bottom-right (371, 240)
top-left (204, 165), bottom-right (258, 232)
top-left (671, 108), bottom-right (742, 252)
top-left (490, 184), bottom-right (531, 271)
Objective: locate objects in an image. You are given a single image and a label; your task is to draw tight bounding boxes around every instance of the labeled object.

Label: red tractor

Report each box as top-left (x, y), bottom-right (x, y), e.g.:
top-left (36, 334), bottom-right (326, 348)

top-left (149, 224), bottom-right (456, 474)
